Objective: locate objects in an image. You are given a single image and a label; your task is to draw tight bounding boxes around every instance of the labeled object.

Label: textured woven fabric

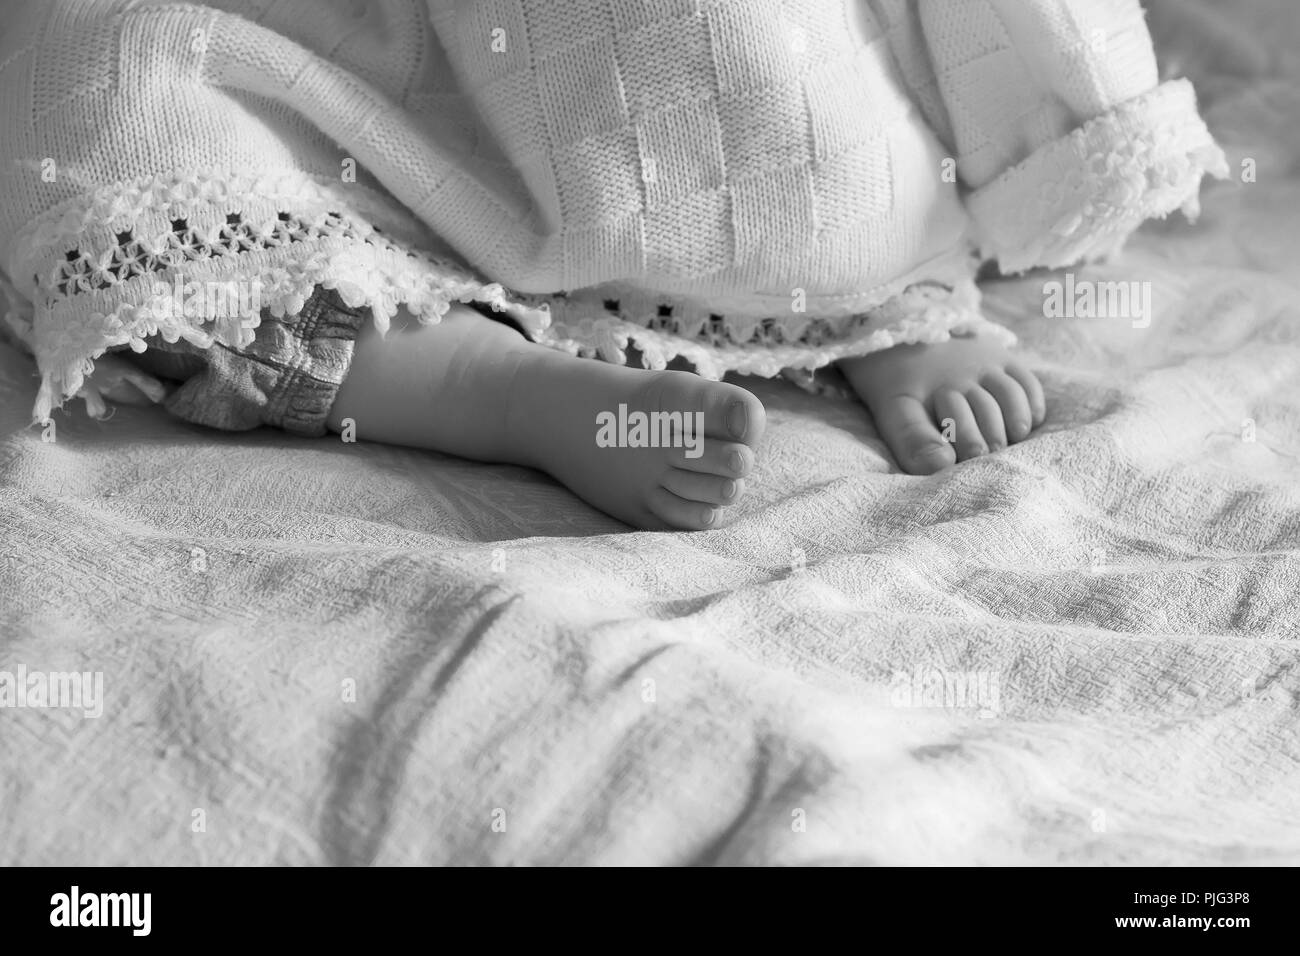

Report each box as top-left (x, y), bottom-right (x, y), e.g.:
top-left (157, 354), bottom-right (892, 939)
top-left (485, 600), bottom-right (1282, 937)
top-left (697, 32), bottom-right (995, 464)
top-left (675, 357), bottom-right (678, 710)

top-left (0, 0), bottom-right (1297, 865)
top-left (0, 0), bottom-right (1226, 425)
top-left (116, 287), bottom-right (370, 436)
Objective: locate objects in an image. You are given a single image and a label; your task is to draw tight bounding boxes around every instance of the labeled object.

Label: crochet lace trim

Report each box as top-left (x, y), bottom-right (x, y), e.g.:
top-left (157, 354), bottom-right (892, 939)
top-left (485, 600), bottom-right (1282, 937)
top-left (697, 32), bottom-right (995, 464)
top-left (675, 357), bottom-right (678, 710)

top-left (27, 240), bottom-right (551, 424)
top-left (527, 245), bottom-right (1006, 379)
top-left (10, 167), bottom-right (428, 283)
top-left (538, 279), bottom-right (1016, 380)
top-left (968, 79), bottom-right (1231, 273)
top-left (6, 169), bottom-right (550, 423)
top-left (50, 208), bottom-right (396, 298)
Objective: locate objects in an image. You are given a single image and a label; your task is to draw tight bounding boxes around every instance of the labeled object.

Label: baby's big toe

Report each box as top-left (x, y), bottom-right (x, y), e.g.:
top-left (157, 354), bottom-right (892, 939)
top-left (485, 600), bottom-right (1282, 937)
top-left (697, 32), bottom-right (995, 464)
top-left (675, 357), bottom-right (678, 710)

top-left (905, 438), bottom-right (958, 474)
top-left (710, 383), bottom-right (766, 444)
top-left (874, 395), bottom-right (957, 474)
top-left (649, 372), bottom-right (766, 444)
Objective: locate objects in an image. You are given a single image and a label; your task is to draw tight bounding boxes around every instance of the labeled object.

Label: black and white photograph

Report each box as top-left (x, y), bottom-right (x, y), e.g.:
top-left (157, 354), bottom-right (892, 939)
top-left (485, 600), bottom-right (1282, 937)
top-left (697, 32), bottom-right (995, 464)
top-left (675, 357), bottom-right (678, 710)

top-left (0, 0), bottom-right (1296, 910)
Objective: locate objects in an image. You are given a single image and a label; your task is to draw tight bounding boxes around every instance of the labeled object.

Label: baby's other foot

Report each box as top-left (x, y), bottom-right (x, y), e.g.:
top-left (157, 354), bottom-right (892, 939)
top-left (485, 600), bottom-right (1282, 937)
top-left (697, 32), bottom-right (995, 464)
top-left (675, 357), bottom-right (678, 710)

top-left (513, 357), bottom-right (765, 530)
top-left (840, 334), bottom-right (1045, 475)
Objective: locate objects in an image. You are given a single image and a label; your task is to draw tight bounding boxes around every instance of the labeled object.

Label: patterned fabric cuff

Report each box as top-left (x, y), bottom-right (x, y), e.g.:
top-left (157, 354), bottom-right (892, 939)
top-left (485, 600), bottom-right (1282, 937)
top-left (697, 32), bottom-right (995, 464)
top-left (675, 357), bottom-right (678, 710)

top-left (125, 286), bottom-right (367, 437)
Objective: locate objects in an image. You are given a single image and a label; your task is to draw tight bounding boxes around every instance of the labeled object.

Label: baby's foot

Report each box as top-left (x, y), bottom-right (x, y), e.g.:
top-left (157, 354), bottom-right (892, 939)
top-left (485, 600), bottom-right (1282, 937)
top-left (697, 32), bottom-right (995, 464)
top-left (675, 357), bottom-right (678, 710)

top-left (511, 355), bottom-right (765, 530)
top-left (840, 334), bottom-right (1045, 475)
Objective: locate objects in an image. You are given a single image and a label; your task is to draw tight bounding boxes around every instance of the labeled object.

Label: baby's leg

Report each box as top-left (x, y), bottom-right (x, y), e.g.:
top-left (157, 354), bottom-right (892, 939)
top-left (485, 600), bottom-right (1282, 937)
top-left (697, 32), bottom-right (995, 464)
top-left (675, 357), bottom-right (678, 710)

top-left (840, 334), bottom-right (1046, 475)
top-left (327, 304), bottom-right (765, 530)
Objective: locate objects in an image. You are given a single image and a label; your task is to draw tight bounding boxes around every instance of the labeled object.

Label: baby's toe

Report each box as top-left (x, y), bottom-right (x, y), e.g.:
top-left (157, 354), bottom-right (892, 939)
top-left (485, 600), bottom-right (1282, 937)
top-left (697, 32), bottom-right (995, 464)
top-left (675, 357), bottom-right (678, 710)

top-left (982, 371), bottom-right (1033, 443)
top-left (662, 469), bottom-right (743, 507)
top-left (647, 486), bottom-right (720, 531)
top-left (671, 440), bottom-right (753, 479)
top-left (934, 389), bottom-right (987, 461)
top-left (965, 386), bottom-right (1008, 451)
top-left (648, 372), bottom-right (766, 443)
top-left (1003, 362), bottom-right (1045, 429)
top-left (873, 395), bottom-right (957, 474)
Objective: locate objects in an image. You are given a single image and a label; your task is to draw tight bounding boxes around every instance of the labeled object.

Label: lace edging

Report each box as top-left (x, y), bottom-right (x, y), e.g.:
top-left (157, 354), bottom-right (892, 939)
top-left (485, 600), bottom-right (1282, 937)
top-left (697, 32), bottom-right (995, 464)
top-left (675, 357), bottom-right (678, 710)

top-left (537, 280), bottom-right (1015, 379)
top-left (573, 243), bottom-right (982, 323)
top-left (968, 79), bottom-right (1231, 274)
top-left (30, 240), bottom-right (550, 424)
top-left (7, 166), bottom-right (432, 284)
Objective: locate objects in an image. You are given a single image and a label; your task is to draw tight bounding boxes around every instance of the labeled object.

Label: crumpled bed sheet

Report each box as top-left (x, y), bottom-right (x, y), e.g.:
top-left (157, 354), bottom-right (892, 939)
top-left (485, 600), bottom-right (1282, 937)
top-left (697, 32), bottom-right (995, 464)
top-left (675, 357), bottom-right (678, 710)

top-left (2, 0), bottom-right (1299, 865)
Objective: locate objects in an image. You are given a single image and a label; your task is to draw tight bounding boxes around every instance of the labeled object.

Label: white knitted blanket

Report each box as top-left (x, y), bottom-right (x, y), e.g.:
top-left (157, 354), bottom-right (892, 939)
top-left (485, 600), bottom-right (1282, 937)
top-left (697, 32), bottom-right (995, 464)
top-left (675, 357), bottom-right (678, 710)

top-left (0, 0), bottom-right (1226, 422)
top-left (1, 0), bottom-right (1297, 866)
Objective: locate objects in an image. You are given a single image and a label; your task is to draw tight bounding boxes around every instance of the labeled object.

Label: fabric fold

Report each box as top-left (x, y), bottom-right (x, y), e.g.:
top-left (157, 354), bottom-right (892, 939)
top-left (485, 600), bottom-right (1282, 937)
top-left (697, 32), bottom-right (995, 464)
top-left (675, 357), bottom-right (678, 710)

top-left (967, 80), bottom-right (1231, 273)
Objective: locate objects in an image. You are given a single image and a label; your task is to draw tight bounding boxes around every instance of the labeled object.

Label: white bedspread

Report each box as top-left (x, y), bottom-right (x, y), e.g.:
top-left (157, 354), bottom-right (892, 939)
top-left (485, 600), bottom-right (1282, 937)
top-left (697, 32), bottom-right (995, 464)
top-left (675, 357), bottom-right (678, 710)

top-left (2, 0), bottom-right (1298, 865)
